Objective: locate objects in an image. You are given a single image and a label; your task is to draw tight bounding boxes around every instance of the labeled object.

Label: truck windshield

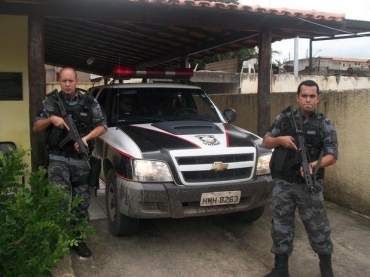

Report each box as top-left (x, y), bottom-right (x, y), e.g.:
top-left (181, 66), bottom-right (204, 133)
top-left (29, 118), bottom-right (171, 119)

top-left (111, 88), bottom-right (222, 125)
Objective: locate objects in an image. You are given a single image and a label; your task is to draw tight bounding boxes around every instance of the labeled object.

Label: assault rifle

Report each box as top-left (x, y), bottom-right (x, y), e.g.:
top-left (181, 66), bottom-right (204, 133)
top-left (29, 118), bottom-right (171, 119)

top-left (47, 89), bottom-right (91, 168)
top-left (288, 105), bottom-right (315, 194)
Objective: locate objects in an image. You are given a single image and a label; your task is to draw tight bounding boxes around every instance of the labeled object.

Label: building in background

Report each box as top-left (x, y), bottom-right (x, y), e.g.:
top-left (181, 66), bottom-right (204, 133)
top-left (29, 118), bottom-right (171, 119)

top-left (283, 57), bottom-right (370, 76)
top-left (45, 65), bottom-right (92, 83)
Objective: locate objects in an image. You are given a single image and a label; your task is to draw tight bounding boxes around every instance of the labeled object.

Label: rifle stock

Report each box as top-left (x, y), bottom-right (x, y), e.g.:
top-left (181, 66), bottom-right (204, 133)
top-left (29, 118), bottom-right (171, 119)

top-left (288, 105), bottom-right (315, 193)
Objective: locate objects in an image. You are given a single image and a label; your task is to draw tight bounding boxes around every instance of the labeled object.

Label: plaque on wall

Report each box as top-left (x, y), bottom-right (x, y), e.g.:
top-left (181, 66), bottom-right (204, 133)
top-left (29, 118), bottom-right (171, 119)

top-left (0, 72), bottom-right (23, 101)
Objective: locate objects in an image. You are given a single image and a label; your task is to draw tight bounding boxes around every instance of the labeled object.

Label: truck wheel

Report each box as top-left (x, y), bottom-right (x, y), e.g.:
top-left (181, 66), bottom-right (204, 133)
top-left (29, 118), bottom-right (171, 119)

top-left (106, 169), bottom-right (139, 236)
top-left (229, 206), bottom-right (265, 223)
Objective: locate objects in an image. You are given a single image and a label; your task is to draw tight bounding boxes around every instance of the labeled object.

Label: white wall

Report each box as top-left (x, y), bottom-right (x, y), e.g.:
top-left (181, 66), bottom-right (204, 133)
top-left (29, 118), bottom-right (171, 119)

top-left (210, 90), bottom-right (370, 216)
top-left (240, 74), bottom-right (370, 93)
top-left (0, 15), bottom-right (31, 169)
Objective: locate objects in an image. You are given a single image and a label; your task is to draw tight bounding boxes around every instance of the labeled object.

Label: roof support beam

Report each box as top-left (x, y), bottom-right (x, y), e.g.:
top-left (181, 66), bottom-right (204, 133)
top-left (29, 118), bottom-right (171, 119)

top-left (309, 38), bottom-right (313, 74)
top-left (313, 33), bottom-right (370, 41)
top-left (28, 16), bottom-right (46, 171)
top-left (257, 29), bottom-right (272, 137)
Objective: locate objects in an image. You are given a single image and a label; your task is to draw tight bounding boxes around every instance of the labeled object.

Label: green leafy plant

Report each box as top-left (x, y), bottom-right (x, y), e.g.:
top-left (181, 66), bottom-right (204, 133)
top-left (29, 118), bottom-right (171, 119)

top-left (0, 147), bottom-right (94, 276)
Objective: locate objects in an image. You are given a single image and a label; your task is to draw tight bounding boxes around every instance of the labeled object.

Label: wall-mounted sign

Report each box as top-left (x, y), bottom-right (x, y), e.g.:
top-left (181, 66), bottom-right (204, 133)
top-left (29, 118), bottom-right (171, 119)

top-left (0, 72), bottom-right (23, 101)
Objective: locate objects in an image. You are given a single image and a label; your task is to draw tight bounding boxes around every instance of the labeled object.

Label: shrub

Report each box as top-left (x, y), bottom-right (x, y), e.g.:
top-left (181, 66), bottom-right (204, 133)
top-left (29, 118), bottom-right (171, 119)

top-left (0, 147), bottom-right (94, 276)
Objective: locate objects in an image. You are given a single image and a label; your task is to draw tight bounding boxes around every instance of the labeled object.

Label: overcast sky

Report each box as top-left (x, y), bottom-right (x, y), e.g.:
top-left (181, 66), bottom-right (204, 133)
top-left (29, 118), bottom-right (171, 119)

top-left (239, 0), bottom-right (370, 62)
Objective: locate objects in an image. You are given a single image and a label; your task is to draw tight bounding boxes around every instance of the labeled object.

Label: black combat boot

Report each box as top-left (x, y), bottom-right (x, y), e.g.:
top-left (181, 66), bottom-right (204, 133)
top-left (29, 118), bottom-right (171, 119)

top-left (264, 254), bottom-right (289, 277)
top-left (71, 231), bottom-right (92, 258)
top-left (71, 241), bottom-right (92, 258)
top-left (319, 254), bottom-right (334, 277)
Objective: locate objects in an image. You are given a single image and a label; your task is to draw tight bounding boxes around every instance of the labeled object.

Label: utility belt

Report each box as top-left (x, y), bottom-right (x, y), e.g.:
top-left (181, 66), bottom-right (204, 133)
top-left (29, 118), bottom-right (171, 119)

top-left (49, 149), bottom-right (84, 159)
top-left (274, 172), bottom-right (304, 184)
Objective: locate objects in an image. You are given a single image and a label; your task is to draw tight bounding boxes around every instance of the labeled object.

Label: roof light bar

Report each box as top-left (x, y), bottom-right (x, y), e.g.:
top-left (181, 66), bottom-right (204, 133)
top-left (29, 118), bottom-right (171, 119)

top-left (113, 66), bottom-right (193, 79)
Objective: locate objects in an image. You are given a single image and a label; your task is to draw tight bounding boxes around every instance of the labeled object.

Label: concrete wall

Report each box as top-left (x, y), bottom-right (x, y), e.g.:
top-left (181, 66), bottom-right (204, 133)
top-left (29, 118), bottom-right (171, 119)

top-left (204, 59), bottom-right (238, 73)
top-left (209, 89), bottom-right (370, 216)
top-left (0, 16), bottom-right (95, 173)
top-left (192, 71), bottom-right (370, 94)
top-left (239, 73), bottom-right (370, 93)
top-left (0, 15), bottom-right (31, 170)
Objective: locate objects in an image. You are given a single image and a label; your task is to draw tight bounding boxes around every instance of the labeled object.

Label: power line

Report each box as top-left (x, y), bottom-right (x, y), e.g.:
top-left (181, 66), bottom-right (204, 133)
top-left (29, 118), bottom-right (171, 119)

top-left (298, 17), bottom-right (370, 39)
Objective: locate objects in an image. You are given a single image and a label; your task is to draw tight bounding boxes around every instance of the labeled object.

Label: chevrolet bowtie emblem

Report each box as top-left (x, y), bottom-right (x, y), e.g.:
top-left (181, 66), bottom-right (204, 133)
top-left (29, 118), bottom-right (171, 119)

top-left (211, 162), bottom-right (228, 171)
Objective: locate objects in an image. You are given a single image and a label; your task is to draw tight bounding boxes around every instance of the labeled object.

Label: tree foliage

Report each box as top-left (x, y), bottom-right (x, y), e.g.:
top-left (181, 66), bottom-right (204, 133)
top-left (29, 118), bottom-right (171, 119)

top-left (0, 147), bottom-right (94, 277)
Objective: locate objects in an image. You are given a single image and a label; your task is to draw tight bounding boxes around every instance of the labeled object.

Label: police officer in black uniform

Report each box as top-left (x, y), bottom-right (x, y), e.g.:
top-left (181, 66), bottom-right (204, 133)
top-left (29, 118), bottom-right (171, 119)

top-left (262, 80), bottom-right (338, 277)
top-left (33, 67), bottom-right (107, 258)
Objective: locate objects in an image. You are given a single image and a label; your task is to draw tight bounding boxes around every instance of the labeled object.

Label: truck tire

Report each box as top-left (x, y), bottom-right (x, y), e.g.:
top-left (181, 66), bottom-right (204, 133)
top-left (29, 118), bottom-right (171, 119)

top-left (229, 206), bottom-right (265, 223)
top-left (106, 169), bottom-right (139, 236)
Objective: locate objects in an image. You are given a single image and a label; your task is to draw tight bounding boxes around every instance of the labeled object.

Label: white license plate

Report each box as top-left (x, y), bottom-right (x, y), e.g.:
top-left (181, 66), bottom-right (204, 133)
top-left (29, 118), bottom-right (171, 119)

top-left (200, 191), bottom-right (241, 206)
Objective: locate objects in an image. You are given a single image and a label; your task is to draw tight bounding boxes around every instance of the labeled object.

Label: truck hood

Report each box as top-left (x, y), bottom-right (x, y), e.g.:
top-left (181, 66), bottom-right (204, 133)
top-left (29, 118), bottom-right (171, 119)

top-left (119, 120), bottom-right (256, 154)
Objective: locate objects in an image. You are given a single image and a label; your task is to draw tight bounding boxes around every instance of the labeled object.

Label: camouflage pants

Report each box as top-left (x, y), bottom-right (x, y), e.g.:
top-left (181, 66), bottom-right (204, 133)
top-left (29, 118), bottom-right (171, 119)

top-left (270, 178), bottom-right (333, 255)
top-left (48, 153), bottom-right (90, 220)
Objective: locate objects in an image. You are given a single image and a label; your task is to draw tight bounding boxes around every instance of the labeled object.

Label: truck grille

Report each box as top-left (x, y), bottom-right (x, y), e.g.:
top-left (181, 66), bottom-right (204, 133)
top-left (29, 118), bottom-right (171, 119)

top-left (182, 167), bottom-right (252, 182)
top-left (170, 148), bottom-right (256, 186)
top-left (177, 154), bottom-right (252, 164)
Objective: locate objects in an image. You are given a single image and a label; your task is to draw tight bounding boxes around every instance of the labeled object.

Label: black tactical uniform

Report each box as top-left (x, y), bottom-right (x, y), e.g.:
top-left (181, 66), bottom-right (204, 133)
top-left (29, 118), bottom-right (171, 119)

top-left (265, 108), bottom-right (338, 277)
top-left (35, 90), bottom-right (106, 220)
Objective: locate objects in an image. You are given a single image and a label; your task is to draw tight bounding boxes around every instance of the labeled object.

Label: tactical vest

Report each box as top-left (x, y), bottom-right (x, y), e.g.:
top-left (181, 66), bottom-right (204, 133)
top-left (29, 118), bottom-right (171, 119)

top-left (270, 111), bottom-right (325, 179)
top-left (45, 91), bottom-right (94, 153)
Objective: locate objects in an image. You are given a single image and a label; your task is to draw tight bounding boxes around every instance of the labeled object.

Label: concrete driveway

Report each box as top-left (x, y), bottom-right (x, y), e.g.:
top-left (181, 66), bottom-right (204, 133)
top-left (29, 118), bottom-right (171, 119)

top-left (54, 184), bottom-right (370, 277)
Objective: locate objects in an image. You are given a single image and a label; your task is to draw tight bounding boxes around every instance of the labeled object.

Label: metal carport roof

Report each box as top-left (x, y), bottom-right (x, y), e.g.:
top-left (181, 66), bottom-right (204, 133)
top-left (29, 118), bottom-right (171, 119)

top-left (2, 0), bottom-right (370, 77)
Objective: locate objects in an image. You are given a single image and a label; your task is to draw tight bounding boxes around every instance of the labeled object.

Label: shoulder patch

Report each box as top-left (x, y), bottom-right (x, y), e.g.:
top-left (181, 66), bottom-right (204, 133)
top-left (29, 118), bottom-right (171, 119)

top-left (81, 94), bottom-right (94, 110)
top-left (323, 117), bottom-right (334, 125)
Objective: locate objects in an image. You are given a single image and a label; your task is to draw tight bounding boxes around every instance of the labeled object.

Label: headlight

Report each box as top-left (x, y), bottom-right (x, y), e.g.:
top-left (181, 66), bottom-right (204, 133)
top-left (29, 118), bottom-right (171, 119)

top-left (132, 159), bottom-right (173, 182)
top-left (256, 153), bottom-right (272, 175)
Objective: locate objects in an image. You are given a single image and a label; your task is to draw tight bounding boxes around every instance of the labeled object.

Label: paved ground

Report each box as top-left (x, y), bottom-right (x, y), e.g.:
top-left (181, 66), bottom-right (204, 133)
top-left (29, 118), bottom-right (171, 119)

top-left (53, 185), bottom-right (370, 277)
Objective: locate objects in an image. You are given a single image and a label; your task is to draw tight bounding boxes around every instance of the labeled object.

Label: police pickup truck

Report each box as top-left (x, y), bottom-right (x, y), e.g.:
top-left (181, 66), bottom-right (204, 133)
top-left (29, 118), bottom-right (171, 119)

top-left (89, 79), bottom-right (272, 236)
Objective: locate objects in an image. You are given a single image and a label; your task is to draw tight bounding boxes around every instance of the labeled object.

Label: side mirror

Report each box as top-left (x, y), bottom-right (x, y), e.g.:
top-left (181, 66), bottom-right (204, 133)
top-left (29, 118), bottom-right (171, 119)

top-left (223, 108), bottom-right (236, 123)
